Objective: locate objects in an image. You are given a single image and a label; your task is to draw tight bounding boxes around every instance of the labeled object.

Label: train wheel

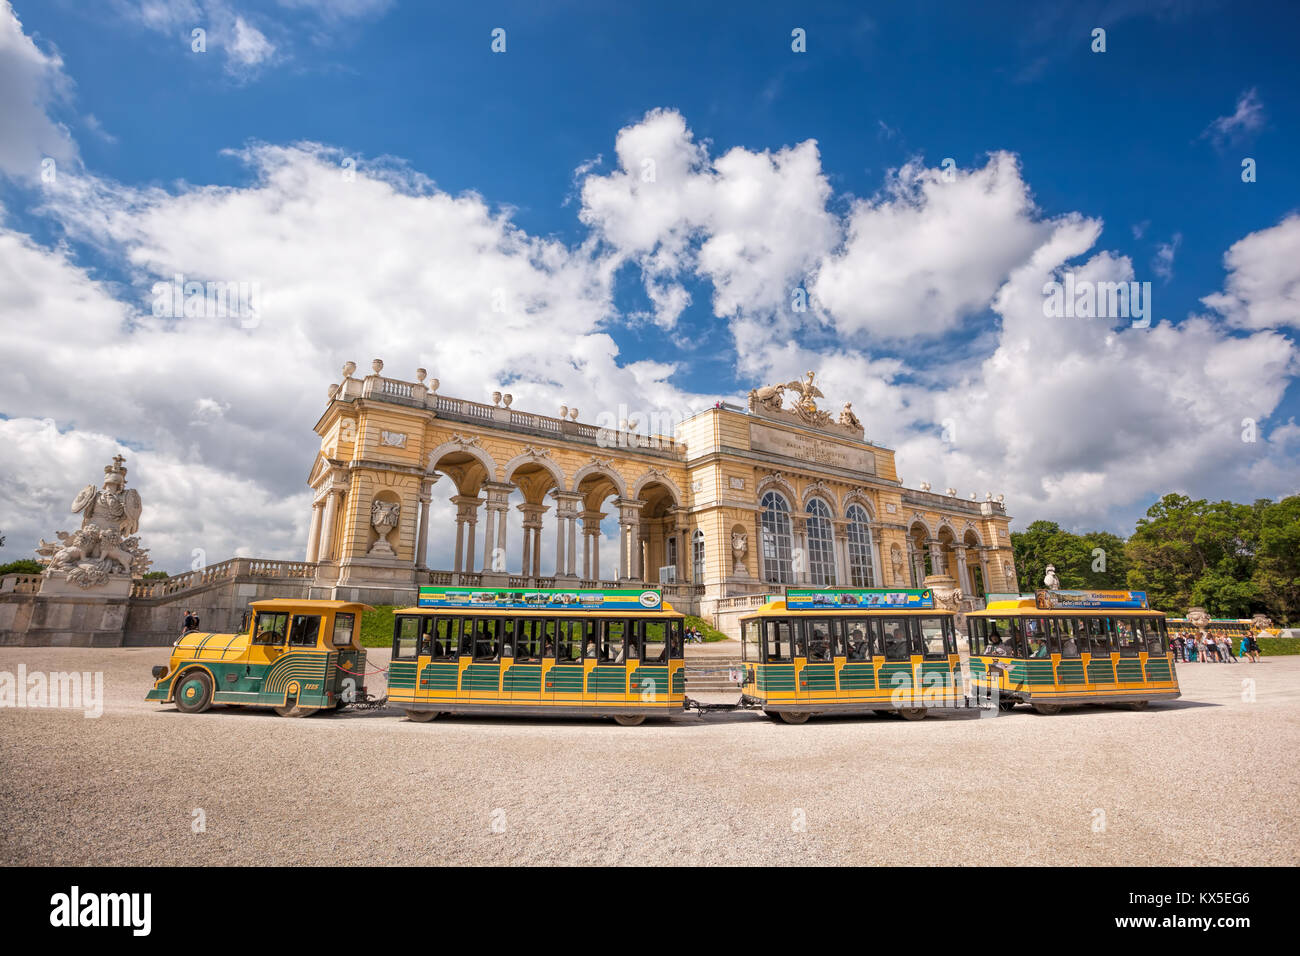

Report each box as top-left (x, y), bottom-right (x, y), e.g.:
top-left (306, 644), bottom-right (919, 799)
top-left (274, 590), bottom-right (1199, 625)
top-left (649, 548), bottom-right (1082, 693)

top-left (898, 707), bottom-right (928, 721)
top-left (173, 671), bottom-right (213, 714)
top-left (405, 709), bottom-right (439, 722)
top-left (1124, 700), bottom-right (1149, 711)
top-left (275, 699), bottom-right (318, 718)
top-left (778, 711), bottom-right (811, 725)
top-left (1032, 702), bottom-right (1062, 715)
top-left (613, 714), bottom-right (646, 726)
top-left (998, 699), bottom-right (1017, 712)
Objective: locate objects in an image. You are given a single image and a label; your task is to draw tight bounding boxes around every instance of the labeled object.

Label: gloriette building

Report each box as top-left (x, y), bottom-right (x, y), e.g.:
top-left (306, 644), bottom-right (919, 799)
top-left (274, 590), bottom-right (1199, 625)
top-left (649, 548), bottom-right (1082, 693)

top-left (304, 360), bottom-right (1017, 633)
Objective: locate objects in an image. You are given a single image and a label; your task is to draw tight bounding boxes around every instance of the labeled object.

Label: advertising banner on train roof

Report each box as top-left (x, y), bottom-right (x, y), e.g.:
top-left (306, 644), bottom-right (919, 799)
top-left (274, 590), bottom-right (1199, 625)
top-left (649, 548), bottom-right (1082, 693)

top-left (417, 586), bottom-right (663, 611)
top-left (785, 588), bottom-right (934, 610)
top-left (1034, 589), bottom-right (1149, 610)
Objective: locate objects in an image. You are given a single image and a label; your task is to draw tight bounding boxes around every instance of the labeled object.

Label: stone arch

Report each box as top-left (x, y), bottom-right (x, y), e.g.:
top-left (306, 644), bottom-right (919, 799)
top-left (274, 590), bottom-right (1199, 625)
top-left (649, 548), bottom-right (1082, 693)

top-left (426, 440), bottom-right (497, 496)
top-left (842, 489), bottom-right (876, 521)
top-left (631, 469), bottom-right (682, 506)
top-left (801, 483), bottom-right (840, 518)
top-left (503, 450), bottom-right (567, 501)
top-left (571, 461), bottom-right (628, 500)
top-left (756, 472), bottom-right (797, 503)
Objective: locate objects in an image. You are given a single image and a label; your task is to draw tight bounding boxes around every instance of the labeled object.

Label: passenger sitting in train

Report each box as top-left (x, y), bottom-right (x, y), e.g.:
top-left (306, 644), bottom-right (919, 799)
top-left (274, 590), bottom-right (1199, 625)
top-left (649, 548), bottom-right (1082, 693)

top-left (1030, 639), bottom-right (1048, 658)
top-left (848, 629), bottom-right (870, 661)
top-left (987, 627), bottom-right (1012, 656)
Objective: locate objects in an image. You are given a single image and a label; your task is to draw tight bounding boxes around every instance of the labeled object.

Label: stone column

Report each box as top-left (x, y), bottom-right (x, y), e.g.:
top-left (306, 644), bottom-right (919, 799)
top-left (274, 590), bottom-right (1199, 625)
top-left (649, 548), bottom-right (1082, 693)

top-left (953, 545), bottom-right (970, 593)
top-left (450, 495), bottom-right (480, 573)
top-left (549, 492), bottom-right (583, 580)
top-left (318, 487), bottom-right (341, 562)
top-left (791, 514), bottom-right (810, 584)
top-left (832, 519), bottom-right (851, 586)
top-left (480, 482), bottom-right (513, 575)
top-left (306, 500), bottom-right (324, 563)
top-left (415, 476), bottom-right (437, 571)
top-left (616, 498), bottom-right (645, 581)
top-left (928, 540), bottom-right (946, 577)
top-left (518, 503), bottom-right (547, 582)
top-left (581, 511), bottom-right (604, 581)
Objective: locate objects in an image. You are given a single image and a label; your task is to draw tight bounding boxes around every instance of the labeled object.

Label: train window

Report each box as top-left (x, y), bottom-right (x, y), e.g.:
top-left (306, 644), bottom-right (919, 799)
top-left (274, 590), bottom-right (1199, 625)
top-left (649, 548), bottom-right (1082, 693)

top-left (806, 619), bottom-right (834, 662)
top-left (515, 620), bottom-right (542, 662)
top-left (428, 617), bottom-right (461, 660)
top-left (1056, 619), bottom-right (1082, 658)
top-left (741, 620), bottom-right (759, 662)
top-left (332, 613), bottom-right (355, 647)
top-left (392, 615), bottom-right (419, 660)
top-left (599, 620), bottom-right (625, 663)
top-left (643, 621), bottom-right (668, 663)
top-left (917, 617), bottom-right (947, 659)
top-left (1117, 619), bottom-right (1142, 657)
top-left (881, 619), bottom-right (910, 660)
top-left (1081, 617), bottom-right (1114, 655)
top-left (555, 621), bottom-right (582, 662)
top-left (983, 618), bottom-right (1019, 656)
top-left (288, 615), bottom-right (321, 647)
top-left (252, 611), bottom-right (289, 645)
top-left (470, 618), bottom-right (500, 661)
top-left (499, 618), bottom-right (519, 658)
top-left (1024, 618), bottom-right (1051, 659)
top-left (621, 620), bottom-right (643, 663)
top-left (844, 619), bottom-right (873, 661)
top-left (1151, 619), bottom-right (1168, 654)
top-left (764, 620), bottom-right (793, 663)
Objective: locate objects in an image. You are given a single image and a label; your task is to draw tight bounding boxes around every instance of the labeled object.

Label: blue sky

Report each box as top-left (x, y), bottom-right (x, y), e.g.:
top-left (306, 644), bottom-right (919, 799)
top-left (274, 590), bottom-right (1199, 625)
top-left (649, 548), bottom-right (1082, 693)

top-left (1, 0), bottom-right (1298, 572)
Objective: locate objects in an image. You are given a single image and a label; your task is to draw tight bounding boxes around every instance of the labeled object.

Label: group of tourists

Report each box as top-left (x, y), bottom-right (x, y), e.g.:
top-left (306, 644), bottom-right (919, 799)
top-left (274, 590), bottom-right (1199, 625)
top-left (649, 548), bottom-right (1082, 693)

top-left (684, 625), bottom-right (705, 644)
top-left (1172, 630), bottom-right (1262, 663)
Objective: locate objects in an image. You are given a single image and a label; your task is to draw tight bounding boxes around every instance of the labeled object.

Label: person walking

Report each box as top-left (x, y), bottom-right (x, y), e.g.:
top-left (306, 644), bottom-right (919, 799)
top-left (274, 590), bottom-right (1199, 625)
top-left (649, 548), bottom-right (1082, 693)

top-left (1247, 632), bottom-right (1262, 663)
top-left (1220, 634), bottom-right (1237, 663)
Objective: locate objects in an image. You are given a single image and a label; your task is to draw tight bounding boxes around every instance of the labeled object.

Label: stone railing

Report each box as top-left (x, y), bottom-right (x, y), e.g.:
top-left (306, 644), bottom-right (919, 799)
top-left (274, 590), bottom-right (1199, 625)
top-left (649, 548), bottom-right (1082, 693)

top-left (715, 593), bottom-right (775, 611)
top-left (339, 366), bottom-right (685, 459)
top-left (901, 487), bottom-right (1007, 516)
top-left (130, 559), bottom-right (317, 600)
top-left (0, 574), bottom-right (43, 595)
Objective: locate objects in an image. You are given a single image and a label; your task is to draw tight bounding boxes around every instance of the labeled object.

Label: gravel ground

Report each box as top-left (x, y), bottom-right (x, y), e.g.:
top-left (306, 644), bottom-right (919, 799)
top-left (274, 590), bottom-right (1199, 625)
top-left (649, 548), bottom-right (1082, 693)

top-left (1, 646), bottom-right (1296, 866)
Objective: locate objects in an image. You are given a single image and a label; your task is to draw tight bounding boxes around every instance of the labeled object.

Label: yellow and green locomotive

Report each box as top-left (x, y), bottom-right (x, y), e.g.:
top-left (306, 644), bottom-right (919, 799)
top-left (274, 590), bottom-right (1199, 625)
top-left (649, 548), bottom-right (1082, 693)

top-left (145, 599), bottom-right (372, 717)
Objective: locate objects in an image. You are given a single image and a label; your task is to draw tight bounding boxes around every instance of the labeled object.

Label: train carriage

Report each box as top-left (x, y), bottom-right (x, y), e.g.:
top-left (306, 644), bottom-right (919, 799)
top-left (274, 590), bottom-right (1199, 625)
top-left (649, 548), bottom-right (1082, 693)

top-left (967, 589), bottom-right (1180, 714)
top-left (145, 599), bottom-right (372, 716)
top-left (739, 587), bottom-right (962, 723)
top-left (388, 586), bottom-right (685, 725)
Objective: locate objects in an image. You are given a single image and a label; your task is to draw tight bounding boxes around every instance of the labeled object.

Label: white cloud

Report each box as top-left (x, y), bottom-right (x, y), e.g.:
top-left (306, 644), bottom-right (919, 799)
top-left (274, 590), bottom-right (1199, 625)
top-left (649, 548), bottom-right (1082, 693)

top-left (0, 64), bottom-right (1297, 576)
top-left (0, 0), bottom-right (78, 180)
top-left (1202, 88), bottom-right (1265, 147)
top-left (229, 15), bottom-right (274, 68)
top-left (1152, 232), bottom-right (1181, 281)
top-left (812, 151), bottom-right (1052, 341)
top-left (1202, 214), bottom-right (1300, 331)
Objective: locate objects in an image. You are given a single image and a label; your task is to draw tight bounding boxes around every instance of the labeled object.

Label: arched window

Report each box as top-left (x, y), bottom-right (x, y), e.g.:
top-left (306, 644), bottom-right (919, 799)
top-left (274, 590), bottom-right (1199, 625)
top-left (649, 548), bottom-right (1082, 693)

top-left (805, 499), bottom-right (836, 586)
top-left (691, 529), bottom-right (705, 583)
top-left (845, 504), bottom-right (876, 587)
top-left (760, 491), bottom-right (793, 584)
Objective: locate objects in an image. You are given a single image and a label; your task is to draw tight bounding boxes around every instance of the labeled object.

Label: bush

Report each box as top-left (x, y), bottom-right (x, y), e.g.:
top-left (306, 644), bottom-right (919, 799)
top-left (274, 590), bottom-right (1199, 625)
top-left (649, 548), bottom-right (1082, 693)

top-left (0, 559), bottom-right (43, 577)
top-left (360, 605), bottom-right (396, 648)
top-left (1257, 638), bottom-right (1300, 656)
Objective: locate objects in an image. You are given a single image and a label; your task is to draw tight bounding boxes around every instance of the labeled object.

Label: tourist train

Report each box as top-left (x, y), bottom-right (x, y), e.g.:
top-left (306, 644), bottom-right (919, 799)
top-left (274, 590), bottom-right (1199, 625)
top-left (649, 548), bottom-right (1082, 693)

top-left (144, 586), bottom-right (1180, 723)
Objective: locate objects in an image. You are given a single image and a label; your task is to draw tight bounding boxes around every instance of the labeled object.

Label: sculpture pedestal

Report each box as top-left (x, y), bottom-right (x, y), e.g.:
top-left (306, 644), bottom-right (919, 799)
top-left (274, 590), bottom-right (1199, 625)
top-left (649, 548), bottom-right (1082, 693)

top-left (37, 572), bottom-right (132, 599)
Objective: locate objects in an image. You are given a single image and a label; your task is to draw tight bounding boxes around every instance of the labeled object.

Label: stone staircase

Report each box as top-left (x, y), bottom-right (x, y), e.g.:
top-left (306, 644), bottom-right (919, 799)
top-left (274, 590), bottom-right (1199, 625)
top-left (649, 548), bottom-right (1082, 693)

top-left (683, 643), bottom-right (745, 693)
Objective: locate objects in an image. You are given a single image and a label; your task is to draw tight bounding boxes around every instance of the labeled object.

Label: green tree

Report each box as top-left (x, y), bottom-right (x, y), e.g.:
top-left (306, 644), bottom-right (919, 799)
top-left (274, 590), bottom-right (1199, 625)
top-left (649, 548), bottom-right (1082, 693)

top-left (0, 559), bottom-right (44, 576)
top-left (1126, 494), bottom-right (1260, 617)
top-left (1252, 495), bottom-right (1300, 625)
top-left (1011, 521), bottom-right (1128, 593)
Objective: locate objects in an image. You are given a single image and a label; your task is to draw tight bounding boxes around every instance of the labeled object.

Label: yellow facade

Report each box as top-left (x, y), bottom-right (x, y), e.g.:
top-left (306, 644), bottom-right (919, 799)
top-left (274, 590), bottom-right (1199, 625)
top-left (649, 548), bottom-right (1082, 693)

top-left (305, 360), bottom-right (1017, 627)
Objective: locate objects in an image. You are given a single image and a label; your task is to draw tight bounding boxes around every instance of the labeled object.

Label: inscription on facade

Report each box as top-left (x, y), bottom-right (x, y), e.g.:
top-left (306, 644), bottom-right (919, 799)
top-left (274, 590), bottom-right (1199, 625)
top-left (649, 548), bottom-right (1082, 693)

top-left (750, 423), bottom-right (876, 475)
